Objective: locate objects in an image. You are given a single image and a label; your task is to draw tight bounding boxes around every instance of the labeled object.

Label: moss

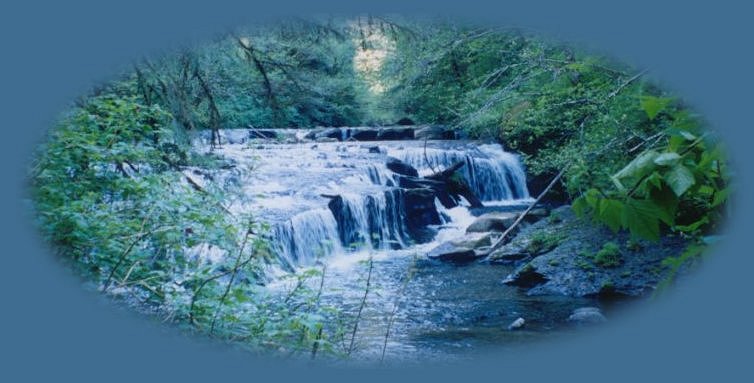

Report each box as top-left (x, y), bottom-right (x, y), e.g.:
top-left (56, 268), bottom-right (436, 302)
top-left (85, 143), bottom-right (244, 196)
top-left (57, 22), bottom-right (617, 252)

top-left (626, 239), bottom-right (643, 252)
top-left (526, 230), bottom-right (565, 255)
top-left (600, 280), bottom-right (616, 294)
top-left (576, 259), bottom-right (593, 271)
top-left (548, 259), bottom-right (560, 267)
top-left (621, 270), bottom-right (632, 278)
top-left (594, 241), bottom-right (622, 268)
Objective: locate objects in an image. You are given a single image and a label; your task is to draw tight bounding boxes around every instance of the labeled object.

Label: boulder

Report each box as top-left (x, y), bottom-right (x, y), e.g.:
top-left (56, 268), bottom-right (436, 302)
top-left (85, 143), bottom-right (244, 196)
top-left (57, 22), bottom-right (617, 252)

top-left (349, 128), bottom-right (379, 141)
top-left (567, 307), bottom-right (607, 324)
top-left (488, 245), bottom-right (529, 263)
top-left (404, 188), bottom-right (442, 242)
top-left (397, 175), bottom-right (458, 209)
top-left (386, 157), bottom-right (419, 177)
top-left (427, 233), bottom-right (493, 263)
top-left (377, 127), bottom-right (414, 140)
top-left (248, 129), bottom-right (278, 139)
top-left (466, 212), bottom-right (519, 233)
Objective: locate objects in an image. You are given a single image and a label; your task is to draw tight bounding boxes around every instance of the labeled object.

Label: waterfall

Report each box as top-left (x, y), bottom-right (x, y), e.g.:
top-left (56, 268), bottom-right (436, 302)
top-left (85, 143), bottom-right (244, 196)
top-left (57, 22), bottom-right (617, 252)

top-left (388, 144), bottom-right (530, 201)
top-left (192, 130), bottom-right (531, 269)
top-left (270, 209), bottom-right (343, 268)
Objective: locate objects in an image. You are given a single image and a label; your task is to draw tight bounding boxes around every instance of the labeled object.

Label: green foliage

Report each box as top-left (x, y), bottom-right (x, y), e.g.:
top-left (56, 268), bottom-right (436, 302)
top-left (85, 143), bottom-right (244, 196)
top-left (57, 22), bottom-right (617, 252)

top-left (572, 95), bottom-right (730, 243)
top-left (30, 92), bottom-right (343, 359)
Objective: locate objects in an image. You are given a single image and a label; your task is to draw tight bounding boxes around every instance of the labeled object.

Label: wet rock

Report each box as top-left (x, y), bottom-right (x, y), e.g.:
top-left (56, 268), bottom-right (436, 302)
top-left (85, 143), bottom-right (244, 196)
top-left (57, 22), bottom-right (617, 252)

top-left (524, 207), bottom-right (551, 223)
top-left (466, 212), bottom-right (519, 233)
top-left (397, 175), bottom-right (457, 209)
top-left (503, 263), bottom-right (548, 288)
top-left (350, 128), bottom-right (379, 141)
top-left (248, 129), bottom-right (278, 139)
top-left (414, 125), bottom-right (456, 140)
top-left (367, 145), bottom-right (382, 154)
top-left (567, 307), bottom-right (607, 324)
top-left (488, 244), bottom-right (529, 263)
top-left (404, 188), bottom-right (442, 242)
top-left (427, 233), bottom-right (493, 263)
top-left (386, 157), bottom-right (419, 177)
top-left (377, 127), bottom-right (414, 140)
top-left (507, 317), bottom-right (526, 330)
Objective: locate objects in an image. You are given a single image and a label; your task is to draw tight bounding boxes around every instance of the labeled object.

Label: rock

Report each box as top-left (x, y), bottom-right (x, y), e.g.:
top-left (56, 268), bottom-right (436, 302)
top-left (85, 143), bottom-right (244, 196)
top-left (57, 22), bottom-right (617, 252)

top-left (367, 145), bottom-right (382, 154)
top-left (397, 175), bottom-right (458, 209)
top-left (414, 125), bottom-right (456, 140)
top-left (349, 128), bottom-right (379, 141)
top-left (404, 188), bottom-right (442, 243)
top-left (427, 233), bottom-right (493, 263)
top-left (466, 212), bottom-right (519, 233)
top-left (386, 157), bottom-right (419, 177)
top-left (488, 245), bottom-right (529, 263)
top-left (377, 127), bottom-right (414, 140)
top-left (503, 263), bottom-right (548, 288)
top-left (500, 205), bottom-right (688, 297)
top-left (507, 317), bottom-right (526, 330)
top-left (523, 207), bottom-right (550, 223)
top-left (248, 129), bottom-right (278, 139)
top-left (567, 307), bottom-right (607, 324)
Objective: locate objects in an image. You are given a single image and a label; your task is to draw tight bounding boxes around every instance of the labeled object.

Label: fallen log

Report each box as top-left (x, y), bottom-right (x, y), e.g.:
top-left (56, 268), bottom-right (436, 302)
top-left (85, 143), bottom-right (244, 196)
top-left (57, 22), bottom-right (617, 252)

top-left (424, 160), bottom-right (484, 208)
top-left (426, 160), bottom-right (466, 181)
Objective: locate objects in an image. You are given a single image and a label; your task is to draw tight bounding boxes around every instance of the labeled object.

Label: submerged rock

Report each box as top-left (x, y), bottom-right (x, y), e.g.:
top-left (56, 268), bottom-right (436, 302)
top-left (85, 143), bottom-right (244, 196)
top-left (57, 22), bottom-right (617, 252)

top-left (507, 317), bottom-right (526, 330)
top-left (567, 307), bottom-right (607, 324)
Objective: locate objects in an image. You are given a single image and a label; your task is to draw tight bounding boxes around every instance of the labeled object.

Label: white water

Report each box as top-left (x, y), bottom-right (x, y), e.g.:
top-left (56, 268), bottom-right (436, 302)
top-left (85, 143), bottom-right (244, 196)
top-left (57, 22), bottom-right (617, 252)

top-left (190, 133), bottom-right (531, 269)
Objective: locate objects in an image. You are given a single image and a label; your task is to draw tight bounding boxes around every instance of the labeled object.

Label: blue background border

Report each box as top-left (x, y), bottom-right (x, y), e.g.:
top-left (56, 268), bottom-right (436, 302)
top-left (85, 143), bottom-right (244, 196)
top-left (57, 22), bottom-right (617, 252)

top-left (1, 0), bottom-right (751, 381)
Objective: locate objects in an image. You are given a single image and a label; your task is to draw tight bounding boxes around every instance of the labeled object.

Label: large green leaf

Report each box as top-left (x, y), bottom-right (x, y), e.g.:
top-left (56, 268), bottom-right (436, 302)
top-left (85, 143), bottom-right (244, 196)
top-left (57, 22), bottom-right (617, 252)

top-left (665, 164), bottom-right (695, 196)
top-left (598, 199), bottom-right (624, 232)
top-left (612, 150), bottom-right (660, 191)
top-left (621, 199), bottom-right (661, 241)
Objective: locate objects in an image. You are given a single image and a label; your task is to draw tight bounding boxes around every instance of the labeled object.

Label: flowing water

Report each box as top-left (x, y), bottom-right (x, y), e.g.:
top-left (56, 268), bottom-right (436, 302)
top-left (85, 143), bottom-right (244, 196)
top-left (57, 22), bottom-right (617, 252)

top-left (190, 129), bottom-right (599, 363)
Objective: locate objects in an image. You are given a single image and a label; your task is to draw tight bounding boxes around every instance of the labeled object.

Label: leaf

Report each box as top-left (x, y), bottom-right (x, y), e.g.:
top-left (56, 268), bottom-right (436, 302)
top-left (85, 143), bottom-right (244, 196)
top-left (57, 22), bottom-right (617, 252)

top-left (653, 152), bottom-right (681, 167)
top-left (621, 199), bottom-right (661, 241)
top-left (598, 199), bottom-right (624, 232)
top-left (665, 164), bottom-right (695, 197)
top-left (640, 95), bottom-right (672, 120)
top-left (572, 196), bottom-right (588, 217)
top-left (712, 186), bottom-right (730, 207)
top-left (613, 150), bottom-right (659, 186)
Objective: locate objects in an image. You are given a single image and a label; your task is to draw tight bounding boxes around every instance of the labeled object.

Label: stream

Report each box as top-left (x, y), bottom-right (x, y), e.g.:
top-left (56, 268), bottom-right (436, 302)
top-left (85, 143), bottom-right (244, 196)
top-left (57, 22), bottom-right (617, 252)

top-left (189, 129), bottom-right (601, 362)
